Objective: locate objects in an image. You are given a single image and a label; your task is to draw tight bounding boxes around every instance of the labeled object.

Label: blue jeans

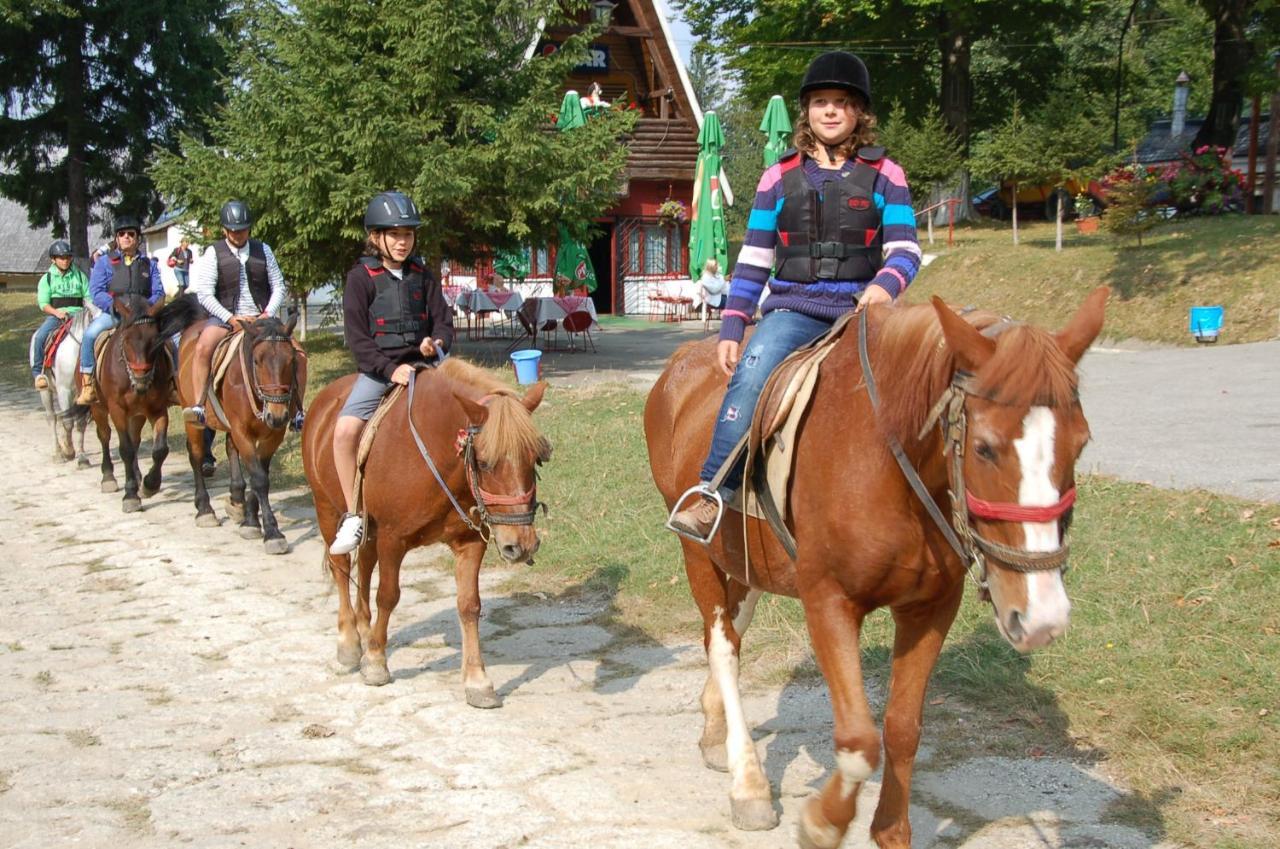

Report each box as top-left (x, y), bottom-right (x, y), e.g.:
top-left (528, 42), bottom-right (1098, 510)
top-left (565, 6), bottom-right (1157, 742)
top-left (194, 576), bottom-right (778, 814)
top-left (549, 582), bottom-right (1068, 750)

top-left (174, 269), bottom-right (189, 291)
top-left (81, 312), bottom-right (118, 373)
top-left (699, 309), bottom-right (834, 495)
top-left (32, 315), bottom-right (63, 376)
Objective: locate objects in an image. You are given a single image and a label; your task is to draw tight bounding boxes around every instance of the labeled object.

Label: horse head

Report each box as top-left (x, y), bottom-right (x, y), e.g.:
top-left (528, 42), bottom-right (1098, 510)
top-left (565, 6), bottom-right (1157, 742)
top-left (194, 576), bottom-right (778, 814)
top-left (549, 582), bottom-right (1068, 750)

top-left (453, 380), bottom-right (551, 564)
top-left (931, 287), bottom-right (1108, 653)
top-left (243, 313), bottom-right (299, 429)
top-left (114, 295), bottom-right (167, 393)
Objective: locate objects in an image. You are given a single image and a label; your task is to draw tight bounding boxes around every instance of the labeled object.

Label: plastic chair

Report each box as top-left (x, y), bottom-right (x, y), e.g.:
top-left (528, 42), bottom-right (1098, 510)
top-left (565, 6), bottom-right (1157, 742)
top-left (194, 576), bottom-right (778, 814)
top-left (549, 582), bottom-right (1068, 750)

top-left (562, 310), bottom-right (596, 353)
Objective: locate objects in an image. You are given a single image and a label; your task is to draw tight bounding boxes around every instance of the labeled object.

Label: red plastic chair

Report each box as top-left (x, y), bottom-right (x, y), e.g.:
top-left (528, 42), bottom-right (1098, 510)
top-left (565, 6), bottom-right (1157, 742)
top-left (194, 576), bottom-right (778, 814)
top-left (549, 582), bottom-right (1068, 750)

top-left (561, 310), bottom-right (596, 353)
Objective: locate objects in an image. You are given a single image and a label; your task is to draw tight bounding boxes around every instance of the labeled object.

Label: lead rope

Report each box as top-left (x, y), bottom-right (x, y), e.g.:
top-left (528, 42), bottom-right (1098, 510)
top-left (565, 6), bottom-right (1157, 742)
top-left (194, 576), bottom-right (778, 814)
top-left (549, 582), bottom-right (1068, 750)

top-left (405, 371), bottom-right (489, 541)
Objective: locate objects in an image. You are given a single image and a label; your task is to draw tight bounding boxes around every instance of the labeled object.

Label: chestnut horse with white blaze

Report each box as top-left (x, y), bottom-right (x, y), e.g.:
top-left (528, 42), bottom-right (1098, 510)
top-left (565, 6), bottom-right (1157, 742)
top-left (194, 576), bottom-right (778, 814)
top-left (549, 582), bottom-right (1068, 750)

top-left (644, 288), bottom-right (1107, 848)
top-left (302, 358), bottom-right (550, 706)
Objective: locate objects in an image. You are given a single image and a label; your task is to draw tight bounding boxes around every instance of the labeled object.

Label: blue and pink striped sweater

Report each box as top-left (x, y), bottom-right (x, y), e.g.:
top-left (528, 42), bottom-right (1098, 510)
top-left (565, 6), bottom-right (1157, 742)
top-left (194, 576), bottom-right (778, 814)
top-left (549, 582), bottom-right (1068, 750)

top-left (720, 152), bottom-right (921, 343)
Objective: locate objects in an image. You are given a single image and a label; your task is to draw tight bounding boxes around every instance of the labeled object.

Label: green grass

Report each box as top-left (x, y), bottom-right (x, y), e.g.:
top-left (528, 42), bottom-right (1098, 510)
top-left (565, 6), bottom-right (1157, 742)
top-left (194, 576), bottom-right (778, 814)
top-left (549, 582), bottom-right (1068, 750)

top-left (909, 215), bottom-right (1280, 345)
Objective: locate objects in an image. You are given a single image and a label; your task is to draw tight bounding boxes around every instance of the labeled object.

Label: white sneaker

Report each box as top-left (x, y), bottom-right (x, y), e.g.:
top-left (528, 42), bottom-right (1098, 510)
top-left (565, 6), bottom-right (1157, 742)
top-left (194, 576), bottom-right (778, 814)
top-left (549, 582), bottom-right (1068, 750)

top-left (329, 513), bottom-right (364, 555)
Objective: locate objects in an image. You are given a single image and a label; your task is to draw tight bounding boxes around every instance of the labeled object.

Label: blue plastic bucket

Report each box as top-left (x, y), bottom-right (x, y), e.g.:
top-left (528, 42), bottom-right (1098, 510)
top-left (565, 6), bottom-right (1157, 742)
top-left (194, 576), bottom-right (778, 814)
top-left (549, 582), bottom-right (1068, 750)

top-left (510, 349), bottom-right (542, 384)
top-left (1188, 306), bottom-right (1224, 342)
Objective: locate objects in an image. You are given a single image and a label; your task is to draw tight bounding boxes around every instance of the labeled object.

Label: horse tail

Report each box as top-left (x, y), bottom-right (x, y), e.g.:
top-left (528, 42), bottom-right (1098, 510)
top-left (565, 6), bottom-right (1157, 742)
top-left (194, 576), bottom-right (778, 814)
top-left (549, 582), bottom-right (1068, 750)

top-left (156, 293), bottom-right (207, 339)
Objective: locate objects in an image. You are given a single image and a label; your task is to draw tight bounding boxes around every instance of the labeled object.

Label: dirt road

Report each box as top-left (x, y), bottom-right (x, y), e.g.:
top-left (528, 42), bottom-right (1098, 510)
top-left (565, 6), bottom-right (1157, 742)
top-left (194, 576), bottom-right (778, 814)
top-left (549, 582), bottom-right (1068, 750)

top-left (0, 389), bottom-right (1175, 849)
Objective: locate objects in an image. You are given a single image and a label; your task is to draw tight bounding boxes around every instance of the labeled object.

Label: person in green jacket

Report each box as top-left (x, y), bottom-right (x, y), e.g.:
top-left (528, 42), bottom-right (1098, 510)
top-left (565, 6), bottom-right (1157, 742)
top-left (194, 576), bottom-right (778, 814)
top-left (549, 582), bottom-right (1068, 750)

top-left (32, 240), bottom-right (89, 390)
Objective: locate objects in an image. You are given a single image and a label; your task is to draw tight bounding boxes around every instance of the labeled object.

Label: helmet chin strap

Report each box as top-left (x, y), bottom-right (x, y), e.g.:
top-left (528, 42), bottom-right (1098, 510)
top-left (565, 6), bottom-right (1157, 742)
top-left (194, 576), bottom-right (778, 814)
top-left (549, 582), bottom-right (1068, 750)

top-left (823, 142), bottom-right (841, 166)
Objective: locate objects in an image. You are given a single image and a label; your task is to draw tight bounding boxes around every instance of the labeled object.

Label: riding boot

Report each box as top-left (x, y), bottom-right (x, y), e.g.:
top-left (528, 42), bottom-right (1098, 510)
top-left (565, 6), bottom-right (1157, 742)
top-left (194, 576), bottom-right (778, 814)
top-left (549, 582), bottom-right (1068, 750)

top-left (669, 494), bottom-right (722, 540)
top-left (75, 376), bottom-right (97, 405)
top-left (34, 373), bottom-right (49, 390)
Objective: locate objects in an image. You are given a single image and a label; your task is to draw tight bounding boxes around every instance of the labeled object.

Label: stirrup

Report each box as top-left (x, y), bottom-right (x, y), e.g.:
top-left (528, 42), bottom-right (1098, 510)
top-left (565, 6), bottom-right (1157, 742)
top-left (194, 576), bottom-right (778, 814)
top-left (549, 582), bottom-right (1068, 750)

top-left (665, 485), bottom-right (725, 545)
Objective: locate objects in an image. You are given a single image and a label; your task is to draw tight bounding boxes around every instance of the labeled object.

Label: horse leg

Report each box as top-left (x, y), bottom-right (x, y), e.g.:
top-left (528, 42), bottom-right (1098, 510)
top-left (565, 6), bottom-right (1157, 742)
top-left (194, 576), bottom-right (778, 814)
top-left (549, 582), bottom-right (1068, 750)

top-left (796, 588), bottom-right (878, 849)
top-left (361, 532), bottom-right (404, 687)
top-left (185, 421), bottom-right (218, 526)
top-left (227, 436), bottom-right (262, 540)
top-left (682, 540), bottom-right (776, 829)
top-left (118, 415), bottom-right (145, 512)
top-left (141, 410), bottom-right (169, 497)
top-left (94, 405), bottom-right (117, 493)
top-left (247, 450), bottom-right (288, 554)
top-left (354, 538), bottom-right (377, 649)
top-left (449, 538), bottom-right (500, 709)
top-left (74, 410), bottom-right (91, 469)
top-left (226, 438), bottom-right (247, 524)
top-left (869, 591), bottom-right (963, 849)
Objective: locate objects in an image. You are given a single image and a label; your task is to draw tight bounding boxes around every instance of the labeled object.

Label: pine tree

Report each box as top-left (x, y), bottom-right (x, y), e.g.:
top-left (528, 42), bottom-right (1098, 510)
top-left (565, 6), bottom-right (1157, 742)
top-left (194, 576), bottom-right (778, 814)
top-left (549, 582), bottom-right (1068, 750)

top-left (969, 101), bottom-right (1048, 246)
top-left (151, 0), bottom-right (637, 297)
top-left (0, 0), bottom-right (231, 263)
top-left (1102, 162), bottom-right (1162, 246)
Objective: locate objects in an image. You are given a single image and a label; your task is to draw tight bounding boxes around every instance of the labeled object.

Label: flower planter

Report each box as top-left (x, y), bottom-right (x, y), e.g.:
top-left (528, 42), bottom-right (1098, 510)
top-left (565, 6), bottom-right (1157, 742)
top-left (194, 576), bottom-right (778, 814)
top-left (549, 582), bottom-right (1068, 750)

top-left (1075, 216), bottom-right (1100, 234)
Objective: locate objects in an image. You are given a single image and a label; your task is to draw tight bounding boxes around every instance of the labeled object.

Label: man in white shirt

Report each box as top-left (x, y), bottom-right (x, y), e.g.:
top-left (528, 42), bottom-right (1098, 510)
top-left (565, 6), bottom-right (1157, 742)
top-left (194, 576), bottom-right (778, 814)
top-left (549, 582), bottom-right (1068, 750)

top-left (182, 200), bottom-right (288, 425)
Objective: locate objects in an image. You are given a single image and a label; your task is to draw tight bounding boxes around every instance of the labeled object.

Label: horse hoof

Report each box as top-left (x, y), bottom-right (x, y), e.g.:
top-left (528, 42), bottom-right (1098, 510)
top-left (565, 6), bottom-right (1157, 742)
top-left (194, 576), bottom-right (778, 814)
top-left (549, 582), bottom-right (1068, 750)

top-left (101, 480), bottom-right (118, 493)
top-left (465, 686), bottom-right (502, 709)
top-left (700, 743), bottom-right (729, 772)
top-left (360, 661), bottom-right (391, 687)
top-left (195, 513), bottom-right (221, 528)
top-left (264, 537), bottom-right (289, 555)
top-left (141, 484), bottom-right (159, 498)
top-left (225, 501), bottom-right (245, 522)
top-left (336, 642), bottom-right (362, 671)
top-left (77, 457), bottom-right (91, 470)
top-left (238, 525), bottom-right (262, 540)
top-left (122, 498), bottom-right (142, 513)
top-left (731, 797), bottom-right (779, 831)
top-left (796, 799), bottom-right (841, 849)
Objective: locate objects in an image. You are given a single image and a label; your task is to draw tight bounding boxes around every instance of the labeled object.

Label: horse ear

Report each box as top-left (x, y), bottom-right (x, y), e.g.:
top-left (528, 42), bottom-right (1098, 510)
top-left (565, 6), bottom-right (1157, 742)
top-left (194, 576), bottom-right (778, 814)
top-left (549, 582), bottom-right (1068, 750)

top-left (148, 298), bottom-right (165, 317)
top-left (521, 380), bottom-right (547, 413)
top-left (114, 295), bottom-right (133, 321)
top-left (931, 296), bottom-right (995, 372)
top-left (1055, 286), bottom-right (1109, 364)
top-left (453, 391), bottom-right (490, 425)
top-left (284, 311), bottom-right (298, 336)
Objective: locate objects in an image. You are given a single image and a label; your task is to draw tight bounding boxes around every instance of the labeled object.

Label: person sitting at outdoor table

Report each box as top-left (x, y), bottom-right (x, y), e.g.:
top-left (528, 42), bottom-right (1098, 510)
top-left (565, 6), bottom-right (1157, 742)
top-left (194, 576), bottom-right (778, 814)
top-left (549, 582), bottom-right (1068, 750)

top-left (698, 258), bottom-right (727, 310)
top-left (328, 190), bottom-right (454, 555)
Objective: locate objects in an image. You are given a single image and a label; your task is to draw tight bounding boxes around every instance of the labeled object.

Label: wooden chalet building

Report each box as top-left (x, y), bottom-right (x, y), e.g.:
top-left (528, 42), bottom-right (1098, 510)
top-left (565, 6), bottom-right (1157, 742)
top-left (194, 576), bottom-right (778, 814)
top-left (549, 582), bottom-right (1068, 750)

top-left (451, 0), bottom-right (731, 316)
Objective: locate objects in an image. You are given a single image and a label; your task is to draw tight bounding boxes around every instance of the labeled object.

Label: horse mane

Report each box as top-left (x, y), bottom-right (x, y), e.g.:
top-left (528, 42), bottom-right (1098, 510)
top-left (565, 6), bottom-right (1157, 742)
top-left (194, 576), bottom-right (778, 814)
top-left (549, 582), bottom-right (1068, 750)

top-left (868, 303), bottom-right (1079, 445)
top-left (437, 357), bottom-right (550, 466)
top-left (118, 294), bottom-right (152, 327)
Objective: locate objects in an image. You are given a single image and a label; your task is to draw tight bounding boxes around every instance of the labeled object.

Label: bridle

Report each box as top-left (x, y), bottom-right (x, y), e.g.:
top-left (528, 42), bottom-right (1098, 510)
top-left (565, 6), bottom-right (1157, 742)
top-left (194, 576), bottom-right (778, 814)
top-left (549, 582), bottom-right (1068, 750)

top-left (858, 310), bottom-right (1075, 594)
top-left (117, 315), bottom-right (160, 389)
top-left (405, 372), bottom-right (546, 543)
top-left (240, 326), bottom-right (299, 427)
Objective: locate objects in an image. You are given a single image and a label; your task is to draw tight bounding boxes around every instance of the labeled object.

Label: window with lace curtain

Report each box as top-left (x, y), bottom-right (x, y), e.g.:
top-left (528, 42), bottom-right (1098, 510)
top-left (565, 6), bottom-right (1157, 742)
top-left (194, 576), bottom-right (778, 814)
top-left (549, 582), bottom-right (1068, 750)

top-left (623, 222), bottom-right (683, 276)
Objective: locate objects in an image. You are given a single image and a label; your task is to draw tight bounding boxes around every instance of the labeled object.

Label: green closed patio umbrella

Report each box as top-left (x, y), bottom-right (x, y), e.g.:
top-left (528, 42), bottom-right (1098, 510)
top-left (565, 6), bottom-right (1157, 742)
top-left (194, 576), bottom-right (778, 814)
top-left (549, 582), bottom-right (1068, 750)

top-left (552, 91), bottom-right (597, 292)
top-left (688, 111), bottom-right (728, 280)
top-left (760, 94), bottom-right (793, 167)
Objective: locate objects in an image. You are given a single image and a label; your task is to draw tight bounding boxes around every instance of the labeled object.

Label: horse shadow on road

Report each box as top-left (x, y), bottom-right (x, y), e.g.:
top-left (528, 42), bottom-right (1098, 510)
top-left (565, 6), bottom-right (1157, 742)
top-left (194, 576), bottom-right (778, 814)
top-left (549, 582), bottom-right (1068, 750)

top-left (387, 561), bottom-right (686, 700)
top-left (748, 624), bottom-right (1176, 847)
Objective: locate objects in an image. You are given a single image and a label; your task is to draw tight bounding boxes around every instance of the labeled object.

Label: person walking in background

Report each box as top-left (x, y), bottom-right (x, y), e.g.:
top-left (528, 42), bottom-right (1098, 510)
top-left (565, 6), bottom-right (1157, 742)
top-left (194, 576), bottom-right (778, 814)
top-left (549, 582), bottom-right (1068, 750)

top-left (168, 239), bottom-right (194, 293)
top-left (31, 240), bottom-right (89, 389)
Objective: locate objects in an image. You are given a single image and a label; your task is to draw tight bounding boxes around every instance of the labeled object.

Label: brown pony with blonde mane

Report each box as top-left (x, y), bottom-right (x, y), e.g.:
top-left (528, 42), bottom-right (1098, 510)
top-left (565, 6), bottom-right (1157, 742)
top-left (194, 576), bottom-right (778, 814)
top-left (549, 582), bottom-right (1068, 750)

top-left (645, 288), bottom-right (1107, 848)
top-left (302, 357), bottom-right (550, 706)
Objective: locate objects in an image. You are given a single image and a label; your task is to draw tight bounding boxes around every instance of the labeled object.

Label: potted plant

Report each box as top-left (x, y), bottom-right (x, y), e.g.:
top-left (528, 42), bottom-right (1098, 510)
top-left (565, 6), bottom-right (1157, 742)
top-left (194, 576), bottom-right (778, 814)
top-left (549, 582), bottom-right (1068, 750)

top-left (657, 198), bottom-right (687, 226)
top-left (1074, 192), bottom-right (1100, 234)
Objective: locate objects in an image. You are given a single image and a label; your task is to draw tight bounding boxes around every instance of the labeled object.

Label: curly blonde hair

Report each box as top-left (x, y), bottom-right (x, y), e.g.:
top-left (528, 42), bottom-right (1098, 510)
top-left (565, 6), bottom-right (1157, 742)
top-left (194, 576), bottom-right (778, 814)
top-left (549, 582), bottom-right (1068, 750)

top-left (792, 94), bottom-right (879, 162)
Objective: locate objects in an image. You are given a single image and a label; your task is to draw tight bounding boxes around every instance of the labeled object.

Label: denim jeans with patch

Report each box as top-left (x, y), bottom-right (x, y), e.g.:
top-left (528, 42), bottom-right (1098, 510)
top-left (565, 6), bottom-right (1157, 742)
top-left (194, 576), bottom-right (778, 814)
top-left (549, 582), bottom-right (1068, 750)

top-left (699, 309), bottom-right (834, 496)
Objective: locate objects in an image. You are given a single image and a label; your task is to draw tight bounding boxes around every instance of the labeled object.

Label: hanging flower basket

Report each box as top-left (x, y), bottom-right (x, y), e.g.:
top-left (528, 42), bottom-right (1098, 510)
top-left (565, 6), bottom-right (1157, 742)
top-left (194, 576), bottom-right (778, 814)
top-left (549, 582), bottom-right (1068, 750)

top-left (657, 198), bottom-right (687, 226)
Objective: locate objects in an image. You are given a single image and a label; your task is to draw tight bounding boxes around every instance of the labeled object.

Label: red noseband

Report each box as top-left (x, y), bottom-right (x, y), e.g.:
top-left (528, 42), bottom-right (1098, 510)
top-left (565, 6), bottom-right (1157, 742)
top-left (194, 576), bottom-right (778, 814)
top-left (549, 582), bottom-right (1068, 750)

top-left (965, 487), bottom-right (1076, 523)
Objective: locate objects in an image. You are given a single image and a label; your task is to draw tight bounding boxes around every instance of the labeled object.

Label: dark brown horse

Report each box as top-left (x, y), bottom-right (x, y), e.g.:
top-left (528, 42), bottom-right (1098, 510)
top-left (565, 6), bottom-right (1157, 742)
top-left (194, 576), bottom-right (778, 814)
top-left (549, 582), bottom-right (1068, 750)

top-left (644, 289), bottom-right (1108, 848)
top-left (88, 294), bottom-right (182, 512)
top-left (302, 358), bottom-right (549, 705)
top-left (176, 311), bottom-right (306, 554)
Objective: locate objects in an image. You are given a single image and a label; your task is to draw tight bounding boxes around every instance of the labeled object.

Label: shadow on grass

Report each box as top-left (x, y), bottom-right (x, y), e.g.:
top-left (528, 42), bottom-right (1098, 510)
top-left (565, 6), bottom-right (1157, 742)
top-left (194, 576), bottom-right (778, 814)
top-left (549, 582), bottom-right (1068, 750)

top-left (388, 560), bottom-right (683, 700)
top-left (742, 623), bottom-right (1175, 846)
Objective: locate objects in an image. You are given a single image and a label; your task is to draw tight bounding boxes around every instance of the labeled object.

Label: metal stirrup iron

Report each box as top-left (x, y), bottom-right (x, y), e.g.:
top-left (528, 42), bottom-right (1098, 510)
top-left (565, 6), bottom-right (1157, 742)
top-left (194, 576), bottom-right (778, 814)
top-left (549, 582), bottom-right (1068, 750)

top-left (665, 485), bottom-right (726, 545)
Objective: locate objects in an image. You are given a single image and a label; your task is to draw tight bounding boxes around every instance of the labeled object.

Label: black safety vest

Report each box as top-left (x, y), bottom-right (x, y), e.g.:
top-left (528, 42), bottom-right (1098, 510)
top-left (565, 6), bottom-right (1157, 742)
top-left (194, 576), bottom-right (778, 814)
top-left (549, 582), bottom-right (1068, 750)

top-left (774, 147), bottom-right (885, 282)
top-left (364, 256), bottom-right (430, 350)
top-left (107, 252), bottom-right (152, 298)
top-left (213, 239), bottom-right (271, 314)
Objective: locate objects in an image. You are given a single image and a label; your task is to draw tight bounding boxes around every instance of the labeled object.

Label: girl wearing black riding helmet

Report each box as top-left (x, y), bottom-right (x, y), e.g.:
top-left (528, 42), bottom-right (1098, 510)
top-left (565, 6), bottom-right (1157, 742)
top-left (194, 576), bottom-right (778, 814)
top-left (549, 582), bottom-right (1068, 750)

top-left (668, 51), bottom-right (922, 541)
top-left (329, 190), bottom-right (455, 555)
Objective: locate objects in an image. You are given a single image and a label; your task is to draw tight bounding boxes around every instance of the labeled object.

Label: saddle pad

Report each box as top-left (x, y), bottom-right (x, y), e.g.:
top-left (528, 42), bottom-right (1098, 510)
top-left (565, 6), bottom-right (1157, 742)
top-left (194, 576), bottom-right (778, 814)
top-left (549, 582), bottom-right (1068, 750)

top-left (210, 331), bottom-right (245, 395)
top-left (352, 383), bottom-right (407, 518)
top-left (42, 321), bottom-right (73, 369)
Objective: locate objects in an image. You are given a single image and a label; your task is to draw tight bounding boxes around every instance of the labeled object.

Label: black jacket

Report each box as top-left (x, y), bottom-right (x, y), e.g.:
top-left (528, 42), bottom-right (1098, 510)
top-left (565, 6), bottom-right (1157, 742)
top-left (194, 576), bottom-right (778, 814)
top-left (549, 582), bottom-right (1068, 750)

top-left (342, 258), bottom-right (454, 379)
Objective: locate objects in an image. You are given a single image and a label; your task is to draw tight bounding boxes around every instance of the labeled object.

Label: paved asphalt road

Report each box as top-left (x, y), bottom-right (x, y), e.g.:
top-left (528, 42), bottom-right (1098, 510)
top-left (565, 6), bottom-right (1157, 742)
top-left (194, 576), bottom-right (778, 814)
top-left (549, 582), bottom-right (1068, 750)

top-left (443, 318), bottom-right (1280, 505)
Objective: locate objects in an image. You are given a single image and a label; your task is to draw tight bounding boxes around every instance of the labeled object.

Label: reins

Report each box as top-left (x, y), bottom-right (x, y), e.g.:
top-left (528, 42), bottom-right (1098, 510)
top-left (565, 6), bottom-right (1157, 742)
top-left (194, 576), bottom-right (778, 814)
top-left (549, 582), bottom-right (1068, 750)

top-left (404, 370), bottom-right (545, 544)
top-left (857, 309), bottom-right (1074, 593)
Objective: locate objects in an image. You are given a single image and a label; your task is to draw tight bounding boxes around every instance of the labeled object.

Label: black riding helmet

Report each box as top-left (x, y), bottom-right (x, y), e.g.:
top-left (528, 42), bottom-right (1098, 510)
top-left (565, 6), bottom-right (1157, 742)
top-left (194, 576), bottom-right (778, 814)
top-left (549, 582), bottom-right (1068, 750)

top-left (364, 191), bottom-right (421, 231)
top-left (113, 215), bottom-right (142, 234)
top-left (49, 239), bottom-right (73, 258)
top-left (220, 200), bottom-right (252, 230)
top-left (799, 51), bottom-right (872, 108)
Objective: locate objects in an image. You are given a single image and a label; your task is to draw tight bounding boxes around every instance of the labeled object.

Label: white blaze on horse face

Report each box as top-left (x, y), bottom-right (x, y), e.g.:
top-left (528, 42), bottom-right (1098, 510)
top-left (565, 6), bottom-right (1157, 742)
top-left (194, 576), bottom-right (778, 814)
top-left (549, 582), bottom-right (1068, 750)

top-left (1013, 406), bottom-right (1071, 637)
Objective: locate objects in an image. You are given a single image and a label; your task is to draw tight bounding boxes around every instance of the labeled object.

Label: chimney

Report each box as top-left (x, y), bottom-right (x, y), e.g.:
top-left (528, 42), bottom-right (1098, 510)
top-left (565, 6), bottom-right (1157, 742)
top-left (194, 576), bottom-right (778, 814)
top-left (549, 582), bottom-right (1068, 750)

top-left (1171, 71), bottom-right (1191, 137)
